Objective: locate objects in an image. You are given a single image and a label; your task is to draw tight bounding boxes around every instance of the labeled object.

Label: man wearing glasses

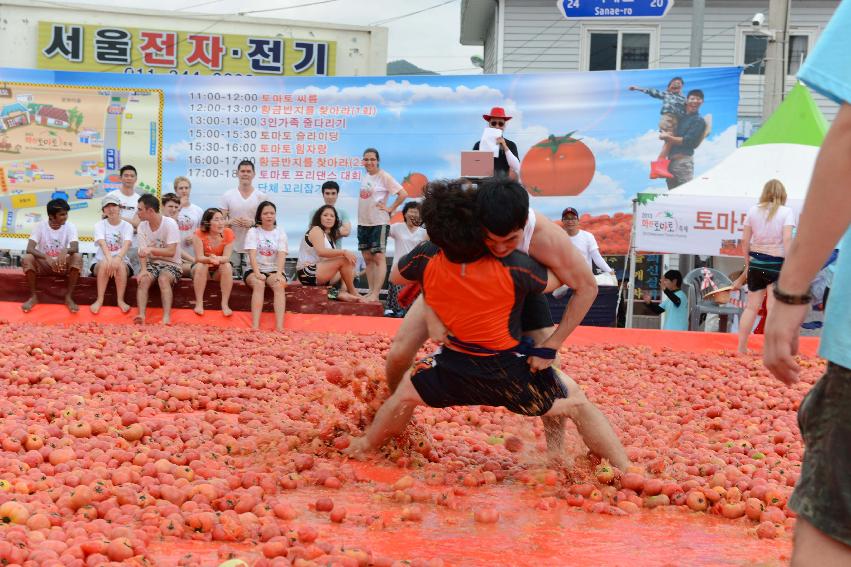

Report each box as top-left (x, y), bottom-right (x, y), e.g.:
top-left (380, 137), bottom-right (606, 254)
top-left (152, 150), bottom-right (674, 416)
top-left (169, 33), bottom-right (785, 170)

top-left (473, 107), bottom-right (521, 179)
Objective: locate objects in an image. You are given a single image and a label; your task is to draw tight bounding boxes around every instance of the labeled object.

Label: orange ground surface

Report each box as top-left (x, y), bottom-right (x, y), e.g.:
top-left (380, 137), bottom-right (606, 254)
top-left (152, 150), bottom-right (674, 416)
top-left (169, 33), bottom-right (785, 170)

top-left (0, 301), bottom-right (820, 357)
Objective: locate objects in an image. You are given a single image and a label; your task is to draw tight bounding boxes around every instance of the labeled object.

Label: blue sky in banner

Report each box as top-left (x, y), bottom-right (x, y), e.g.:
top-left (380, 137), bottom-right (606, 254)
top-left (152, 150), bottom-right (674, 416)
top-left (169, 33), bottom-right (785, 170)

top-left (0, 66), bottom-right (740, 251)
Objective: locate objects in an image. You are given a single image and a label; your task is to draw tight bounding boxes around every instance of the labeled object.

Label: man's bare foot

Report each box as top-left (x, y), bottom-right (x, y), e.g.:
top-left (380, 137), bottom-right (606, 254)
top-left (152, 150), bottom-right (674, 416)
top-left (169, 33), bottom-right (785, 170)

top-left (133, 314), bottom-right (145, 325)
top-left (193, 305), bottom-right (204, 316)
top-left (89, 301), bottom-right (102, 314)
top-left (221, 305), bottom-right (233, 317)
top-left (338, 291), bottom-right (363, 302)
top-left (162, 314), bottom-right (171, 325)
top-left (343, 437), bottom-right (371, 460)
top-left (21, 296), bottom-right (38, 313)
top-left (117, 301), bottom-right (131, 314)
top-left (362, 294), bottom-right (380, 303)
top-left (64, 296), bottom-right (79, 313)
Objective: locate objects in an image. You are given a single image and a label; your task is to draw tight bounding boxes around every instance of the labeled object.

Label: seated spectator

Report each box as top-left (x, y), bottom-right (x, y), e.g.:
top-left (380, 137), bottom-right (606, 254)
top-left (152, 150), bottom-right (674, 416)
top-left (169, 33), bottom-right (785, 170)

top-left (161, 192), bottom-right (193, 276)
top-left (642, 269), bottom-right (688, 331)
top-left (244, 201), bottom-right (287, 331)
top-left (21, 198), bottom-right (82, 313)
top-left (309, 181), bottom-right (351, 246)
top-left (175, 176), bottom-right (204, 273)
top-left (386, 202), bottom-right (427, 316)
top-left (191, 208), bottom-right (235, 317)
top-left (90, 193), bottom-right (134, 314)
top-left (296, 205), bottom-right (363, 302)
top-left (135, 193), bottom-right (182, 325)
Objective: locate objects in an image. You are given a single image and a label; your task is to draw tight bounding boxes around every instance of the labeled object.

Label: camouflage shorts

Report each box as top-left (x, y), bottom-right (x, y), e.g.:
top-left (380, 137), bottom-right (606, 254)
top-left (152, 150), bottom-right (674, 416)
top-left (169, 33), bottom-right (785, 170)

top-left (788, 362), bottom-right (851, 547)
top-left (666, 156), bottom-right (694, 189)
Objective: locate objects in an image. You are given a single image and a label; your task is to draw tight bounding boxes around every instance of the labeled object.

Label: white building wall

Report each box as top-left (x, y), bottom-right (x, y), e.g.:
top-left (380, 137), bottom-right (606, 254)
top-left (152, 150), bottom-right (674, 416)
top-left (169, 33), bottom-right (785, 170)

top-left (0, 0), bottom-right (388, 76)
top-left (495, 0), bottom-right (839, 122)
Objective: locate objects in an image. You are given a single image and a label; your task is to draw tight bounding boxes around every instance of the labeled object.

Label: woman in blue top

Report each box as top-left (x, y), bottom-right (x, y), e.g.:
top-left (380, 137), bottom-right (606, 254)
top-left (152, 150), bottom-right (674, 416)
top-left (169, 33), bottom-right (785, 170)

top-left (642, 269), bottom-right (688, 331)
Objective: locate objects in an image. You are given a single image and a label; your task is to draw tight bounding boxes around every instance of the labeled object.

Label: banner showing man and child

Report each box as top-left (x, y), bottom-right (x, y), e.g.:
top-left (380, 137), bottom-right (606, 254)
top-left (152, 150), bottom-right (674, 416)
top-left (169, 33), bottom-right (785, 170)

top-left (0, 65), bottom-right (741, 254)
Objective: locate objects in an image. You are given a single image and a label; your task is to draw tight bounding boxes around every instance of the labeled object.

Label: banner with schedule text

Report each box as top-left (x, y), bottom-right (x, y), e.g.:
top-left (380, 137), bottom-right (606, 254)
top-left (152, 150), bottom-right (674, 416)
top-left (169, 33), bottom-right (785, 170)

top-left (635, 193), bottom-right (802, 257)
top-left (0, 66), bottom-right (740, 251)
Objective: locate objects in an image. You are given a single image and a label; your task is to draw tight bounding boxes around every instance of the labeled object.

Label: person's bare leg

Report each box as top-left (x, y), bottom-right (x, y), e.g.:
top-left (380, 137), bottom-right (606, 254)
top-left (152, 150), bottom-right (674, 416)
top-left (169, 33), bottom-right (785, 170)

top-left (135, 273), bottom-right (153, 324)
top-left (192, 264), bottom-right (208, 315)
top-left (115, 265), bottom-right (130, 313)
top-left (248, 275), bottom-right (265, 330)
top-left (269, 275), bottom-right (286, 332)
top-left (369, 252), bottom-right (387, 301)
top-left (21, 255), bottom-right (38, 312)
top-left (361, 251), bottom-right (376, 300)
top-left (340, 261), bottom-right (361, 298)
top-left (218, 263), bottom-right (233, 316)
top-left (159, 272), bottom-right (175, 325)
top-left (345, 370), bottom-right (424, 459)
top-left (385, 295), bottom-right (430, 392)
top-left (792, 517), bottom-right (851, 567)
top-left (546, 369), bottom-right (630, 470)
top-left (542, 415), bottom-right (567, 463)
top-left (90, 264), bottom-right (107, 314)
top-left (64, 266), bottom-right (80, 313)
top-left (737, 288), bottom-right (765, 353)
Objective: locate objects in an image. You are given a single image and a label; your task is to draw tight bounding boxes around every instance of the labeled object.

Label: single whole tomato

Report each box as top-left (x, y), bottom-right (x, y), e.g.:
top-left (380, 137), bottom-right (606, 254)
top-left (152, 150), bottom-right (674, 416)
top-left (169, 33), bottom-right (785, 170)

top-left (401, 172), bottom-right (428, 199)
top-left (521, 133), bottom-right (595, 196)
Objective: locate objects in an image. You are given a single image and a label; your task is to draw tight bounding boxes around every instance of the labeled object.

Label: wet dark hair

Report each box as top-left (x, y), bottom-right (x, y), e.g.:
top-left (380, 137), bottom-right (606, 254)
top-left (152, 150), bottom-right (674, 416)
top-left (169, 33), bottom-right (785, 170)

top-left (321, 181), bottom-right (340, 194)
top-left (254, 200), bottom-right (277, 227)
top-left (310, 204), bottom-right (341, 244)
top-left (138, 193), bottom-right (160, 212)
top-left (199, 207), bottom-right (223, 233)
top-left (402, 201), bottom-right (421, 216)
top-left (421, 180), bottom-right (485, 263)
top-left (475, 178), bottom-right (529, 236)
top-left (119, 165), bottom-right (137, 176)
top-left (160, 192), bottom-right (180, 207)
top-left (46, 198), bottom-right (70, 217)
top-left (686, 89), bottom-right (704, 100)
top-left (664, 269), bottom-right (683, 288)
top-left (237, 159), bottom-right (255, 172)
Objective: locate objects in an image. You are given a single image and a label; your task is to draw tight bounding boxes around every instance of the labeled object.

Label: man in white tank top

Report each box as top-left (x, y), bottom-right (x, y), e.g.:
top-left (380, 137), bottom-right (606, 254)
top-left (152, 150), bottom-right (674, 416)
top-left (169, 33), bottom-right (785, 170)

top-left (385, 181), bottom-right (597, 392)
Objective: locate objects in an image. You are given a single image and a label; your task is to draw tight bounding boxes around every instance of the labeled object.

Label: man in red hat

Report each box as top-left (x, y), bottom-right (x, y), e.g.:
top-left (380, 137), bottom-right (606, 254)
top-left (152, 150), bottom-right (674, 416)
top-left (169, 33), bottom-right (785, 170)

top-left (473, 106), bottom-right (521, 179)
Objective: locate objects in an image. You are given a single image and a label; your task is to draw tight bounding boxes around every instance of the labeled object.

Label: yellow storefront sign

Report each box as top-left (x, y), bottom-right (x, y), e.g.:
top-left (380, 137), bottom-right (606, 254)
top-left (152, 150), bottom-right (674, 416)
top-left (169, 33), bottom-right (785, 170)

top-left (11, 194), bottom-right (37, 209)
top-left (37, 21), bottom-right (336, 77)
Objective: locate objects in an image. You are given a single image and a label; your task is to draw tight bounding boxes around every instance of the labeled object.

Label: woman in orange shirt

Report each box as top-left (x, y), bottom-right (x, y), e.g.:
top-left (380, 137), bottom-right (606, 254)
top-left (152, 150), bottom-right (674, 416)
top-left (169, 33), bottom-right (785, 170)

top-left (192, 207), bottom-right (235, 316)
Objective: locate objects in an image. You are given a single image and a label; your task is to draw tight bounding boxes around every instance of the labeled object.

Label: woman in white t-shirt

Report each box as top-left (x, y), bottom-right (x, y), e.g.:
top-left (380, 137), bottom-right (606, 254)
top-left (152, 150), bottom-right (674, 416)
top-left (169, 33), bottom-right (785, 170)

top-left (243, 201), bottom-right (288, 331)
top-left (90, 193), bottom-right (134, 314)
top-left (296, 205), bottom-right (363, 302)
top-left (386, 202), bottom-right (427, 315)
top-left (733, 179), bottom-right (795, 353)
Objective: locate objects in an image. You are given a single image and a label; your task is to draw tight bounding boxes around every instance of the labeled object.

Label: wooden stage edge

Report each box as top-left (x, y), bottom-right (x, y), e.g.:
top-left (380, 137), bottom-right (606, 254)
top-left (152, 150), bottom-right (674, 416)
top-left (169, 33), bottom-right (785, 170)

top-left (0, 301), bottom-right (821, 357)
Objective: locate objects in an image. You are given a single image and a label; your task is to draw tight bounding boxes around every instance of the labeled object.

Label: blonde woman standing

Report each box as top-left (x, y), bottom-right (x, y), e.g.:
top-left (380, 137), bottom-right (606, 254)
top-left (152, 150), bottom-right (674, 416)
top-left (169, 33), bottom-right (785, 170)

top-left (733, 179), bottom-right (796, 353)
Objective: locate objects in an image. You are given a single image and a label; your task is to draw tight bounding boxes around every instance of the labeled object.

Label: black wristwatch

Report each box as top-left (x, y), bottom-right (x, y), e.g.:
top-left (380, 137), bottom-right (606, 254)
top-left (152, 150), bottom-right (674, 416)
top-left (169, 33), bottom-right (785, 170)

top-left (773, 285), bottom-right (812, 305)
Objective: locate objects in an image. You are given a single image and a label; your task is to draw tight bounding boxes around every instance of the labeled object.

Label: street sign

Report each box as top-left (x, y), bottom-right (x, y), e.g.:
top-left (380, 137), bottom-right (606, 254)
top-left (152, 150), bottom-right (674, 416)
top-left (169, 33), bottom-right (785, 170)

top-left (557, 0), bottom-right (674, 20)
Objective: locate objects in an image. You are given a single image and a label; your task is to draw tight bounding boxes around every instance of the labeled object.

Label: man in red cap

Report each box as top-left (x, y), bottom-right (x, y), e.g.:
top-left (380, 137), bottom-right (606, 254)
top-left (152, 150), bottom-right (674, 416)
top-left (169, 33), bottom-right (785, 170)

top-left (473, 106), bottom-right (521, 179)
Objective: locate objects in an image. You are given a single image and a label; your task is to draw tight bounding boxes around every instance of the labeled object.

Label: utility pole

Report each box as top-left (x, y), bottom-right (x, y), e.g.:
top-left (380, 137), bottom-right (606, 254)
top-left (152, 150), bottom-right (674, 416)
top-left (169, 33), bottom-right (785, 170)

top-left (762, 0), bottom-right (791, 120)
top-left (689, 0), bottom-right (705, 68)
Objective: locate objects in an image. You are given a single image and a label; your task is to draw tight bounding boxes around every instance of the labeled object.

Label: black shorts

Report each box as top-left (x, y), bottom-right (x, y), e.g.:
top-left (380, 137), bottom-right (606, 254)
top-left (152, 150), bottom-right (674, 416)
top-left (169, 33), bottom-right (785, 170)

top-left (410, 348), bottom-right (568, 416)
top-left (521, 293), bottom-right (553, 332)
top-left (90, 262), bottom-right (133, 277)
top-left (788, 362), bottom-right (851, 547)
top-left (296, 265), bottom-right (318, 286)
top-left (242, 269), bottom-right (278, 284)
top-left (357, 224), bottom-right (389, 254)
top-left (747, 252), bottom-right (784, 292)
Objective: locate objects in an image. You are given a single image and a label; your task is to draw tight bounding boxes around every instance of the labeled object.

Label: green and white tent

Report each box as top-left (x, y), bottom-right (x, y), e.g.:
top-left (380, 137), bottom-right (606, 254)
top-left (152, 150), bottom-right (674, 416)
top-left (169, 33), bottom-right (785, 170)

top-left (670, 83), bottom-right (828, 199)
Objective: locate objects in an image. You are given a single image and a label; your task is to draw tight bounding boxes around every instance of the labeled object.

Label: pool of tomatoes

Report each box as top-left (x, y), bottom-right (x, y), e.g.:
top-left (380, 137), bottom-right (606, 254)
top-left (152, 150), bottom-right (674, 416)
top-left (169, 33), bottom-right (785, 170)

top-left (0, 321), bottom-right (821, 566)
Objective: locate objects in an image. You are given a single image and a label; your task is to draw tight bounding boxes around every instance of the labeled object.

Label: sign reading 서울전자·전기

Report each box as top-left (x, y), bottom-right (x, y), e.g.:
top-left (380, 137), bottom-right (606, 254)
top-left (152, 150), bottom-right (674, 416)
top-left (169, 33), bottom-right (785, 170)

top-left (558, 0), bottom-right (674, 19)
top-left (37, 21), bottom-right (336, 76)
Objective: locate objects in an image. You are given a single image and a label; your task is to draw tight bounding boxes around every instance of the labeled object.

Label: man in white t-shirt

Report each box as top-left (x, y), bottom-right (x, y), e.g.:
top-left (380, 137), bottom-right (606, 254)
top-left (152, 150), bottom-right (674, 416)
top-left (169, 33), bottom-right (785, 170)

top-left (561, 207), bottom-right (614, 274)
top-left (174, 176), bottom-right (203, 264)
top-left (135, 193), bottom-right (182, 325)
top-left (357, 148), bottom-right (408, 302)
top-left (220, 160), bottom-right (266, 274)
top-left (105, 164), bottom-right (142, 272)
top-left (21, 198), bottom-right (82, 313)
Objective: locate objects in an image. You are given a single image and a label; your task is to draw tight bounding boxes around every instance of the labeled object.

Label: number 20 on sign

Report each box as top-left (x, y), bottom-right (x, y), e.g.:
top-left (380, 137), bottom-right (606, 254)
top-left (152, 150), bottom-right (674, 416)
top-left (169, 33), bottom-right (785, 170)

top-left (558, 0), bottom-right (673, 19)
